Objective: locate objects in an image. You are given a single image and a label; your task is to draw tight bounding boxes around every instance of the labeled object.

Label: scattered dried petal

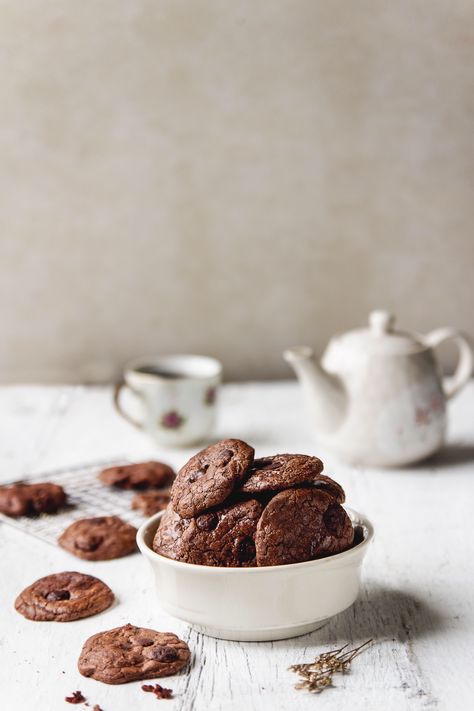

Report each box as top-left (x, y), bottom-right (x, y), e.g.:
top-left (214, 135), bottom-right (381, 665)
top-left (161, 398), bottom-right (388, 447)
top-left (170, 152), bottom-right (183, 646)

top-left (65, 690), bottom-right (86, 704)
top-left (141, 683), bottom-right (173, 699)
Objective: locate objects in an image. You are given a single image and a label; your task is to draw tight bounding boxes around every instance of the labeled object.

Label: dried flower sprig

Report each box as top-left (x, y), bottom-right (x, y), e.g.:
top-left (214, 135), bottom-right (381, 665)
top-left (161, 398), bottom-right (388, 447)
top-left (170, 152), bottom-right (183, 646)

top-left (289, 639), bottom-right (373, 694)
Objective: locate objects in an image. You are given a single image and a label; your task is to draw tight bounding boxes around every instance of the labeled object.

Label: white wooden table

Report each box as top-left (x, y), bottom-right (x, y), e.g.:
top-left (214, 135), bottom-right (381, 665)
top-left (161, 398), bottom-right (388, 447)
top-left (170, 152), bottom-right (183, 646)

top-left (1, 382), bottom-right (473, 711)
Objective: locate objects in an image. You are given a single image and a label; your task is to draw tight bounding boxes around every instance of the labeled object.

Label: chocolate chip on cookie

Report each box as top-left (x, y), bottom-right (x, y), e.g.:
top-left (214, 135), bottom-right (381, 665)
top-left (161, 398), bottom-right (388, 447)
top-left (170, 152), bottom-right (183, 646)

top-left (58, 516), bottom-right (137, 561)
top-left (171, 439), bottom-right (254, 518)
top-left (78, 623), bottom-right (190, 684)
top-left (15, 572), bottom-right (114, 622)
top-left (99, 461), bottom-right (175, 490)
top-left (154, 499), bottom-right (262, 567)
top-left (131, 491), bottom-right (171, 517)
top-left (255, 487), bottom-right (353, 566)
top-left (0, 482), bottom-right (66, 517)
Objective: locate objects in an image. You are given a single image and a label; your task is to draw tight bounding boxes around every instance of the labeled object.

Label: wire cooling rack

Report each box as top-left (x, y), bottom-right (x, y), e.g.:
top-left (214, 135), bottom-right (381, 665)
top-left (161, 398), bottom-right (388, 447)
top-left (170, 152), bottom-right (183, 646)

top-left (0, 458), bottom-right (147, 548)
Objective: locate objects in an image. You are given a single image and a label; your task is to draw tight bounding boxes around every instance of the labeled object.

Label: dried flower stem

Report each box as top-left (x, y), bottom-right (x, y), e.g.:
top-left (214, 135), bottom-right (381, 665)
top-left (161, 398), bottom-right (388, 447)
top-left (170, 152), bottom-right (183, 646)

top-left (289, 639), bottom-right (373, 694)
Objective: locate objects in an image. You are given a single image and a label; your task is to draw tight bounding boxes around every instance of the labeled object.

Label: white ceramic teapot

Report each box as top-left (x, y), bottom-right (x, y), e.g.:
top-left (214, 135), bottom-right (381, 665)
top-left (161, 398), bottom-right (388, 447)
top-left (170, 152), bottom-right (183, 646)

top-left (284, 310), bottom-right (473, 467)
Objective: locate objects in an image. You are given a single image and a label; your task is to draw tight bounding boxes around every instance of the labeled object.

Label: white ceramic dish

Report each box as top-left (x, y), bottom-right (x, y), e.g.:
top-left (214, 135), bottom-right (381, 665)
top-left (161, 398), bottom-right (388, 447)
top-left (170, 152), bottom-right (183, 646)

top-left (137, 508), bottom-right (374, 642)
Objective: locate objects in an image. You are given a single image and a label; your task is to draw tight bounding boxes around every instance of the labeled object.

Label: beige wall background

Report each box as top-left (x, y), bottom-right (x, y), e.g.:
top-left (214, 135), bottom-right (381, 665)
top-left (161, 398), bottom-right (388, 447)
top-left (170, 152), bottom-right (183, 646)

top-left (0, 0), bottom-right (473, 382)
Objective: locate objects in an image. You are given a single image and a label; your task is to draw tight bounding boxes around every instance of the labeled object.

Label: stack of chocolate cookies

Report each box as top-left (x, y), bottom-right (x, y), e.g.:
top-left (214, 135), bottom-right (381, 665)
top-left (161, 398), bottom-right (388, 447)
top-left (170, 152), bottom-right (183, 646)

top-left (153, 438), bottom-right (354, 567)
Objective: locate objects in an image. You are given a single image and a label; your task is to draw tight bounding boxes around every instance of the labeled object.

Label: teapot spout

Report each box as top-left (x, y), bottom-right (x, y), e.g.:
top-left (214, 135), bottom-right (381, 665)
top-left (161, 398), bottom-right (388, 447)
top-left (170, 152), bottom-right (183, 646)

top-left (283, 346), bottom-right (346, 435)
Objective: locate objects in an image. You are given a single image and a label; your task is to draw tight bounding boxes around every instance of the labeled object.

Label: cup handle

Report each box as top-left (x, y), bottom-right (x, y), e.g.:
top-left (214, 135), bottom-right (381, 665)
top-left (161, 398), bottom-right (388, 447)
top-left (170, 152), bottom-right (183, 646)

top-left (113, 381), bottom-right (145, 429)
top-left (423, 328), bottom-right (473, 399)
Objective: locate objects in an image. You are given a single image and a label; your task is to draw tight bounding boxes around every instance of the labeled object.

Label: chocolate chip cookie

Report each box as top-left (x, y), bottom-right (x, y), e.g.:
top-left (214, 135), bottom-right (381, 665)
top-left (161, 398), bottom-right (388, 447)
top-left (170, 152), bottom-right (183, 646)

top-left (78, 623), bottom-right (190, 684)
top-left (151, 504), bottom-right (193, 560)
top-left (171, 439), bottom-right (254, 518)
top-left (15, 572), bottom-right (114, 622)
top-left (154, 499), bottom-right (262, 567)
top-left (132, 491), bottom-right (170, 517)
top-left (99, 461), bottom-right (175, 490)
top-left (58, 516), bottom-right (137, 561)
top-left (240, 454), bottom-right (344, 498)
top-left (0, 482), bottom-right (66, 517)
top-left (255, 488), bottom-right (353, 566)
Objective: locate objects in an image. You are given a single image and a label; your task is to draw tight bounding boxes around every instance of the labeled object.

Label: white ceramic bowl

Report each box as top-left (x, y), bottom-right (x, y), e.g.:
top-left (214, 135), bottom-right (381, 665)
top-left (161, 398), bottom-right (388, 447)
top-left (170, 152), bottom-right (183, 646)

top-left (137, 508), bottom-right (374, 642)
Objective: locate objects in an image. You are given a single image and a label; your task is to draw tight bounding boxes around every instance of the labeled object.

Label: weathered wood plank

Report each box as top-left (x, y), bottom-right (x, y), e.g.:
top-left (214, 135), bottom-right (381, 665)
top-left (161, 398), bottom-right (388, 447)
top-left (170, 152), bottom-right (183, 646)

top-left (1, 383), bottom-right (473, 710)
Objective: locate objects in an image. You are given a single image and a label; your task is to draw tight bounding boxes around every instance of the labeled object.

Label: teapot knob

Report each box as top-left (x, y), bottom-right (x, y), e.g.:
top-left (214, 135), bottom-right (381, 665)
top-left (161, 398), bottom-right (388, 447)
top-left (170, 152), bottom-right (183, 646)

top-left (369, 310), bottom-right (395, 336)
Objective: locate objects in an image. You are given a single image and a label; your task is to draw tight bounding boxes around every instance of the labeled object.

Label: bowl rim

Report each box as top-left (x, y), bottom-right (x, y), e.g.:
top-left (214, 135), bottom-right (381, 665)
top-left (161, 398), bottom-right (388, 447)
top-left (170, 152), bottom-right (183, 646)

top-left (137, 506), bottom-right (374, 574)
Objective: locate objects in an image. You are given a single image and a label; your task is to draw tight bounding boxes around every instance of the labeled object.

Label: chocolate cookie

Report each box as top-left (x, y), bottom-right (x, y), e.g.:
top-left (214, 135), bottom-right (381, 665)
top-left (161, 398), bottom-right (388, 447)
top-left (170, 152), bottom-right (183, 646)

top-left (152, 505), bottom-right (193, 560)
top-left (15, 572), bottom-right (114, 622)
top-left (171, 439), bottom-right (254, 518)
top-left (154, 499), bottom-right (262, 567)
top-left (0, 482), bottom-right (66, 517)
top-left (99, 461), bottom-right (175, 490)
top-left (240, 455), bottom-right (344, 502)
top-left (132, 491), bottom-right (170, 517)
top-left (78, 623), bottom-right (190, 684)
top-left (58, 516), bottom-right (137, 561)
top-left (255, 488), bottom-right (353, 566)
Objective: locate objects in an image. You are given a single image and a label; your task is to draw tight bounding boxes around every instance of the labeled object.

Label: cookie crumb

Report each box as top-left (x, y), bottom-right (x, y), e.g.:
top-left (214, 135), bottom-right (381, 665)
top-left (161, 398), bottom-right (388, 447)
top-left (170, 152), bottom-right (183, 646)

top-left (65, 690), bottom-right (86, 704)
top-left (93, 705), bottom-right (103, 711)
top-left (142, 683), bottom-right (173, 699)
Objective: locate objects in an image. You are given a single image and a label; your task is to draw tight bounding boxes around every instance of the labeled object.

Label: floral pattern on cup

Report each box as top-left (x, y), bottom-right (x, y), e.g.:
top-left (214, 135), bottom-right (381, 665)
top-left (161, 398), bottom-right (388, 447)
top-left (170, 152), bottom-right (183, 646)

top-left (160, 410), bottom-right (185, 429)
top-left (204, 387), bottom-right (216, 406)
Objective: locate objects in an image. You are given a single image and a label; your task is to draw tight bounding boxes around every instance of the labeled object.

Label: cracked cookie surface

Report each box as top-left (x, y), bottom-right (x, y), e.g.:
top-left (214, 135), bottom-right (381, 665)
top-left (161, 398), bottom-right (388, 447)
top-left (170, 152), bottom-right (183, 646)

top-left (78, 623), bottom-right (190, 684)
top-left (99, 461), bottom-right (175, 490)
top-left (240, 454), bottom-right (344, 502)
top-left (154, 499), bottom-right (262, 567)
top-left (171, 439), bottom-right (254, 518)
top-left (151, 504), bottom-right (192, 560)
top-left (58, 516), bottom-right (137, 561)
top-left (0, 482), bottom-right (66, 517)
top-left (255, 488), bottom-right (353, 566)
top-left (15, 571), bottom-right (114, 622)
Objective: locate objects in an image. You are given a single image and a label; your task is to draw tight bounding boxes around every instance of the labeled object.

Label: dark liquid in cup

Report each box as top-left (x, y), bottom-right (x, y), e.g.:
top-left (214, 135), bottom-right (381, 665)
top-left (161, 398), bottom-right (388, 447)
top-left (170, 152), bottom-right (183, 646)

top-left (135, 366), bottom-right (187, 379)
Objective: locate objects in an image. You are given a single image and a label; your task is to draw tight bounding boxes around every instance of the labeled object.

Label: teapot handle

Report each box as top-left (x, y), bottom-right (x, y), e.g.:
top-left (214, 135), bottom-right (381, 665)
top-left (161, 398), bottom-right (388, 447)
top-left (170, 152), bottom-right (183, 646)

top-left (423, 328), bottom-right (473, 399)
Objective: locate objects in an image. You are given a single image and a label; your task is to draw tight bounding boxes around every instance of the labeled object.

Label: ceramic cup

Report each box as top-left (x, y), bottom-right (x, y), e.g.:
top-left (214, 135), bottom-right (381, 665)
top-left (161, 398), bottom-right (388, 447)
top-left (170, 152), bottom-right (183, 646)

top-left (113, 355), bottom-right (222, 447)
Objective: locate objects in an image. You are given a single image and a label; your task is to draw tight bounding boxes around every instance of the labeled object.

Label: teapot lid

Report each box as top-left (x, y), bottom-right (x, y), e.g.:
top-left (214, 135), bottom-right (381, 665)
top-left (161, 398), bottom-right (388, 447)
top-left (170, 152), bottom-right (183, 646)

top-left (324, 310), bottom-right (426, 366)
